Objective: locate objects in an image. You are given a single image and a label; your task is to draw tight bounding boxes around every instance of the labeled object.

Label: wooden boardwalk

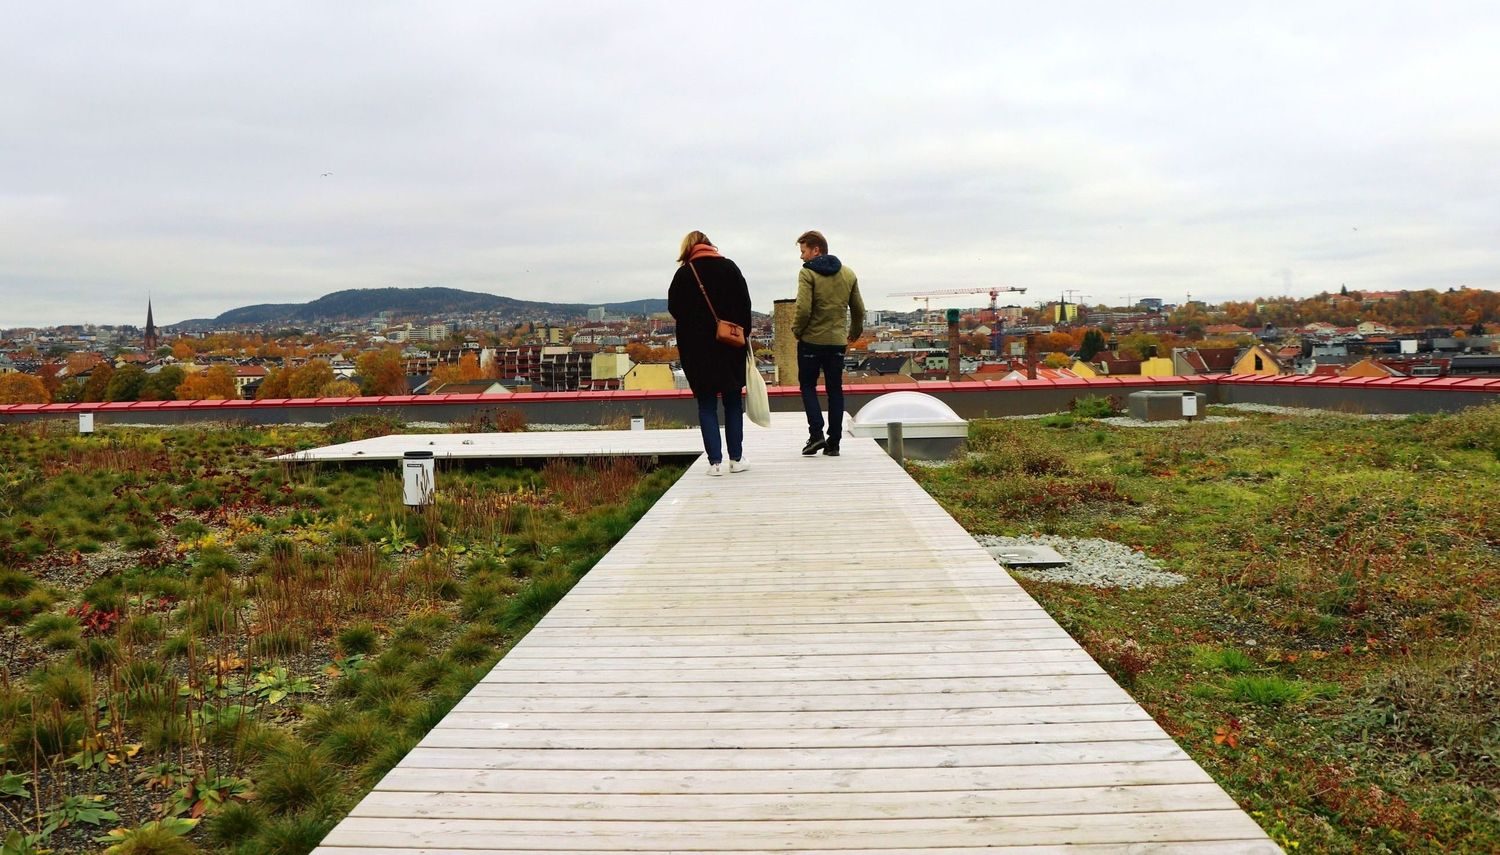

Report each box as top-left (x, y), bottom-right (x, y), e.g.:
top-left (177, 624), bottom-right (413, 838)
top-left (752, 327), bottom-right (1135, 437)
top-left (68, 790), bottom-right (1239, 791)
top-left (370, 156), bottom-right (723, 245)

top-left (315, 419), bottom-right (1278, 853)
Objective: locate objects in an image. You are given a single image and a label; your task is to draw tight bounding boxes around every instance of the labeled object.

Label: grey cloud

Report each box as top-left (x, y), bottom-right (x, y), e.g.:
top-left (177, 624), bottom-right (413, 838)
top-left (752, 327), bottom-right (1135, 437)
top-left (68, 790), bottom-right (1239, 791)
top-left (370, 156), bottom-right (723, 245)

top-left (2, 1), bottom-right (1497, 327)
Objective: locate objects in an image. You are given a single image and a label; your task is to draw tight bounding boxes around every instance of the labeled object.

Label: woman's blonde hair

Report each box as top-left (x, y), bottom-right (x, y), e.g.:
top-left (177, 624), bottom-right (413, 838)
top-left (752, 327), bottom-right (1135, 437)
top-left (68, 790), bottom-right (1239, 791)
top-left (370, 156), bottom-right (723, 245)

top-left (677, 230), bottom-right (713, 263)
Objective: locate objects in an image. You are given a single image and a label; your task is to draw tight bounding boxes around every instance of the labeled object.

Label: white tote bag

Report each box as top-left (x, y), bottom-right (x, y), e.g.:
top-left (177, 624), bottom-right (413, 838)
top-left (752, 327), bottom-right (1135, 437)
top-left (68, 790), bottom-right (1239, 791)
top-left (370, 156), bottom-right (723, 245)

top-left (744, 350), bottom-right (771, 428)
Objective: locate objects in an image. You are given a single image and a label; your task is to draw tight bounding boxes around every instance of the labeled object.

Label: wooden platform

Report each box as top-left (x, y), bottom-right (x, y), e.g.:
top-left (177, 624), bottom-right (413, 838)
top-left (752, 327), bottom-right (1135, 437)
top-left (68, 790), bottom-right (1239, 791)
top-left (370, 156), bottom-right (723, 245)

top-left (315, 418), bottom-right (1278, 853)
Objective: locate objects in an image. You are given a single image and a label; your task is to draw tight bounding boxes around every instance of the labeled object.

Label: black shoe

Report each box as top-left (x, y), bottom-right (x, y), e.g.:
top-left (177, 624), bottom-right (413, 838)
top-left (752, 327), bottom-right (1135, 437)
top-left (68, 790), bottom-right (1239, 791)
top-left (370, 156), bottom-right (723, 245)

top-left (823, 442), bottom-right (840, 457)
top-left (801, 435), bottom-right (826, 456)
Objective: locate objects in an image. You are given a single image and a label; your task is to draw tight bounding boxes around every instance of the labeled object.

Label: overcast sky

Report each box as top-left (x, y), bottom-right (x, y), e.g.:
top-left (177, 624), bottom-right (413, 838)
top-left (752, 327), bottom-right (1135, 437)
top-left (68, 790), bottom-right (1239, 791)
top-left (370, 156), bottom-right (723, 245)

top-left (3, 2), bottom-right (1498, 328)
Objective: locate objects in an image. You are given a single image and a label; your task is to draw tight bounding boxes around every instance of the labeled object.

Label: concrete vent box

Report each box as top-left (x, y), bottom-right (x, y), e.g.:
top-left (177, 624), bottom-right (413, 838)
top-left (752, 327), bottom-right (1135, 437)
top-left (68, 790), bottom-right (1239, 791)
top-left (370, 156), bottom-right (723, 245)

top-left (1128, 390), bottom-right (1206, 422)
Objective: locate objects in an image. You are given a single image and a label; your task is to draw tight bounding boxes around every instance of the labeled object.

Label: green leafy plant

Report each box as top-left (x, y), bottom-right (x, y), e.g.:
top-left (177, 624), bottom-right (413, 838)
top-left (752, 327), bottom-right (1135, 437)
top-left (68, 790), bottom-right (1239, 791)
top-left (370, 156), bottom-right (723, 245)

top-left (42, 793), bottom-right (120, 836)
top-left (376, 518), bottom-right (416, 555)
top-left (1, 831), bottom-right (46, 855)
top-left (251, 666), bottom-right (314, 705)
top-left (94, 818), bottom-right (198, 854)
top-left (0, 772), bottom-right (31, 799)
top-left (164, 774), bottom-right (253, 819)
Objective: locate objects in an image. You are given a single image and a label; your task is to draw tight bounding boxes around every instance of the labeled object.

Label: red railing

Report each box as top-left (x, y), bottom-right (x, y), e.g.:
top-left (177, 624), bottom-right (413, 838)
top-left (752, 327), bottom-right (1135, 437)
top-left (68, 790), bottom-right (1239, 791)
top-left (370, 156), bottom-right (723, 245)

top-left (1, 373), bottom-right (1495, 416)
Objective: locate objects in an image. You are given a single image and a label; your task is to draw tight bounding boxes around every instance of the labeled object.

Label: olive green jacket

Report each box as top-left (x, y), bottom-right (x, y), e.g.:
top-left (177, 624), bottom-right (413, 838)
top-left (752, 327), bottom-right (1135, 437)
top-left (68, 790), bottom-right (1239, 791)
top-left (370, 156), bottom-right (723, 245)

top-left (793, 263), bottom-right (865, 345)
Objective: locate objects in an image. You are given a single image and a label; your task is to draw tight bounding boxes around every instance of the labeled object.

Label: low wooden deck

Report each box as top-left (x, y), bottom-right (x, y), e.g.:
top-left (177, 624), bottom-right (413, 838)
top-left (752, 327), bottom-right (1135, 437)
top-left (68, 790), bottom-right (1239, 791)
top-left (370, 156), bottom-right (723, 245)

top-left (315, 419), bottom-right (1278, 853)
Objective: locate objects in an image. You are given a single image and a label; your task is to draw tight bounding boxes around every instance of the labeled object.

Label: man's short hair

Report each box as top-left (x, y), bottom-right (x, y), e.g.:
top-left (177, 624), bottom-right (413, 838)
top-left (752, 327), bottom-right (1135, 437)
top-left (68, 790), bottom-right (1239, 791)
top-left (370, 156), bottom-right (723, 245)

top-left (796, 230), bottom-right (828, 254)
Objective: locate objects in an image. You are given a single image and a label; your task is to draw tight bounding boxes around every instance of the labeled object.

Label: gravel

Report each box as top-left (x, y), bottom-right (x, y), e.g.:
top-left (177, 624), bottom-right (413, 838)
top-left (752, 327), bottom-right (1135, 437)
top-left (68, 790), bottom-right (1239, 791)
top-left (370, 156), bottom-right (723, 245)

top-left (1217, 402), bottom-right (1408, 420)
top-left (1097, 414), bottom-right (1242, 428)
top-left (976, 534), bottom-right (1188, 589)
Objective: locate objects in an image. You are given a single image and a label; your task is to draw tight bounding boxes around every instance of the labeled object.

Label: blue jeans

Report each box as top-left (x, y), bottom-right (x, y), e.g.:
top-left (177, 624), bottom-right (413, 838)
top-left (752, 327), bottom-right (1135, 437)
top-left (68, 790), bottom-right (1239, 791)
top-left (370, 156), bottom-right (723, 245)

top-left (695, 389), bottom-right (743, 464)
top-left (798, 341), bottom-right (847, 441)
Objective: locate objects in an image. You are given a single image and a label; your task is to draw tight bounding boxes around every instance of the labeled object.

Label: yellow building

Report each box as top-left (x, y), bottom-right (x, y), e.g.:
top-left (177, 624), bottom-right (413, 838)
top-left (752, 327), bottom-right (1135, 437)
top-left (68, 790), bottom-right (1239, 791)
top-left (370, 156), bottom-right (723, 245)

top-left (1070, 359), bottom-right (1099, 378)
top-left (1140, 357), bottom-right (1175, 376)
top-left (591, 351), bottom-right (633, 382)
top-left (1230, 344), bottom-right (1285, 375)
top-left (621, 362), bottom-right (675, 391)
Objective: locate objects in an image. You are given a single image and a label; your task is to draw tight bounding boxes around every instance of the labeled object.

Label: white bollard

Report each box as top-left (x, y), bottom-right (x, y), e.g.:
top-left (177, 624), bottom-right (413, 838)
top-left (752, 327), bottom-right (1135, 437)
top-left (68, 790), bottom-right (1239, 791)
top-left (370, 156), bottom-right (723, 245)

top-left (79, 413), bottom-right (95, 435)
top-left (402, 451), bottom-right (435, 506)
top-left (1181, 391), bottom-right (1199, 422)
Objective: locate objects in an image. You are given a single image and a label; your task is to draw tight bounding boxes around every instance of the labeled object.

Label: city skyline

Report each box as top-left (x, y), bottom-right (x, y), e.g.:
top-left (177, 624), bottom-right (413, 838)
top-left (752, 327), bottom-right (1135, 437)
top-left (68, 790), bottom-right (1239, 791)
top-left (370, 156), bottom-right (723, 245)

top-left (4, 2), bottom-right (1499, 328)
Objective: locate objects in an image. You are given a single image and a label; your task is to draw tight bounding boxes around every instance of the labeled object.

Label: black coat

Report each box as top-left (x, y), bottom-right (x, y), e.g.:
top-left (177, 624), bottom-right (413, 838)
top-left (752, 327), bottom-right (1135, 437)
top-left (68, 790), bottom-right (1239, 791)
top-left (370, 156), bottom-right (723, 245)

top-left (668, 256), bottom-right (752, 395)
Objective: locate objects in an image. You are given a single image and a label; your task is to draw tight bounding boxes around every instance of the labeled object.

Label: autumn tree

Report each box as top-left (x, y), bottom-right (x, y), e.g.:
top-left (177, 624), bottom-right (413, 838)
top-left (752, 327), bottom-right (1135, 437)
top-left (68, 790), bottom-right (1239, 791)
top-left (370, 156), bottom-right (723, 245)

top-left (458, 352), bottom-right (482, 380)
top-left (429, 362), bottom-right (466, 388)
top-left (105, 365), bottom-right (147, 401)
top-left (1043, 352), bottom-right (1072, 369)
top-left (323, 379), bottom-right (361, 397)
top-left (1040, 332), bottom-right (1074, 353)
top-left (176, 365), bottom-right (239, 400)
top-left (256, 367), bottom-right (291, 399)
top-left (356, 348), bottom-right (409, 396)
top-left (624, 342), bottom-right (651, 364)
top-left (288, 360), bottom-right (335, 398)
top-left (0, 373), bottom-right (49, 404)
top-left (1118, 332), bottom-right (1163, 360)
top-left (171, 340), bottom-right (197, 360)
top-left (81, 364), bottom-right (114, 402)
top-left (140, 366), bottom-right (186, 401)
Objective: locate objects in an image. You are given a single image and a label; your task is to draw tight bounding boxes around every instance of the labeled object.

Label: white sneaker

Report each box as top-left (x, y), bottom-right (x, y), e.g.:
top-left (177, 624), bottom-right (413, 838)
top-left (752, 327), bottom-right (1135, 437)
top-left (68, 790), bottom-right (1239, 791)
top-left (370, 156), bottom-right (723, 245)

top-left (729, 459), bottom-right (749, 473)
top-left (706, 463), bottom-right (724, 477)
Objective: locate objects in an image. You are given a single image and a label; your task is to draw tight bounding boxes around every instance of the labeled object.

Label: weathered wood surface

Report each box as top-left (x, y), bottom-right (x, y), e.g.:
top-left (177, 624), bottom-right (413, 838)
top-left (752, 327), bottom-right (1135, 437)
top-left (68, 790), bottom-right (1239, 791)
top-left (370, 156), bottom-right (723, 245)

top-left (316, 417), bottom-right (1278, 853)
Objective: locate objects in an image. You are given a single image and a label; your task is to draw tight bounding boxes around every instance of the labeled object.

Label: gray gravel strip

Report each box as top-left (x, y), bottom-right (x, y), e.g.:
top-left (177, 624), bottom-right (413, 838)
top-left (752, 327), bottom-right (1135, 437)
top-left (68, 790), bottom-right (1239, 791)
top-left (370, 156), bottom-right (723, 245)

top-left (977, 534), bottom-right (1188, 589)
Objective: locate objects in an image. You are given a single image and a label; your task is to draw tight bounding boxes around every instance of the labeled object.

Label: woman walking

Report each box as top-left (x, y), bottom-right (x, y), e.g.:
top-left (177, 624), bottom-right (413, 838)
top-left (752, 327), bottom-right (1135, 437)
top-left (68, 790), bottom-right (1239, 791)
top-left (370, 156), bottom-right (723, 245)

top-left (668, 230), bottom-right (753, 476)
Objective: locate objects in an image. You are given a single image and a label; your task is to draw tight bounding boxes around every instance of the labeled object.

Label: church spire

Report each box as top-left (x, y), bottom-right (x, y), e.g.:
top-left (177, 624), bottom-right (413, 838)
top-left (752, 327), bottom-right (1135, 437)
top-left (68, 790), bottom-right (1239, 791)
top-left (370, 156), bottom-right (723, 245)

top-left (144, 298), bottom-right (159, 352)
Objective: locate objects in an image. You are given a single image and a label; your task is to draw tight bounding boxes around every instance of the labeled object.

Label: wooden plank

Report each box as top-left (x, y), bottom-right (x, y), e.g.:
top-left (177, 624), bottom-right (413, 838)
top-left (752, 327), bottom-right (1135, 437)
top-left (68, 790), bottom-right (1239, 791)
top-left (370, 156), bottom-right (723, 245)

top-left (395, 740), bottom-right (1192, 771)
top-left (320, 810), bottom-right (1273, 849)
top-left (347, 784), bottom-right (1239, 821)
top-left (314, 844), bottom-right (1282, 855)
top-left (495, 646), bottom-right (1087, 671)
top-left (374, 759), bottom-right (1216, 795)
top-left (448, 685), bottom-right (1137, 714)
top-left (416, 720), bottom-right (1170, 750)
top-left (477, 660), bottom-right (1106, 685)
top-left (459, 674), bottom-right (1126, 698)
top-left (435, 703), bottom-right (1151, 731)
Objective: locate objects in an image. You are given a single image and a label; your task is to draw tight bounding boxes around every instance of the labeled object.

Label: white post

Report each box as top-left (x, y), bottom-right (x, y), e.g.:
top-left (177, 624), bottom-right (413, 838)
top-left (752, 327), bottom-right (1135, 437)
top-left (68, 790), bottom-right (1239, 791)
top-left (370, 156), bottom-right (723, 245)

top-left (78, 413), bottom-right (95, 435)
top-left (402, 451), bottom-right (436, 506)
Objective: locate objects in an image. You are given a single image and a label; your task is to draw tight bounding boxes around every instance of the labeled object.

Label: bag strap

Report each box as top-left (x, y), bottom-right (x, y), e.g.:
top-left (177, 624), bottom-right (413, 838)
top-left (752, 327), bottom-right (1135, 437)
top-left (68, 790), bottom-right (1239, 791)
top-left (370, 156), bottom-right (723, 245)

top-left (687, 263), bottom-right (723, 325)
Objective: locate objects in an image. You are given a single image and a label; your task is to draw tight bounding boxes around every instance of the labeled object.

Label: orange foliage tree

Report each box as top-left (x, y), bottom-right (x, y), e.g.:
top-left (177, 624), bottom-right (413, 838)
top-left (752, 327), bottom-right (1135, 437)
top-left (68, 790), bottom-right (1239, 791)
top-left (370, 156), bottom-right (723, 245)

top-left (256, 367), bottom-right (291, 399)
top-left (288, 360), bottom-right (335, 398)
top-left (0, 373), bottom-right (50, 404)
top-left (355, 348), bottom-right (409, 396)
top-left (171, 340), bottom-right (197, 360)
top-left (176, 365), bottom-right (239, 400)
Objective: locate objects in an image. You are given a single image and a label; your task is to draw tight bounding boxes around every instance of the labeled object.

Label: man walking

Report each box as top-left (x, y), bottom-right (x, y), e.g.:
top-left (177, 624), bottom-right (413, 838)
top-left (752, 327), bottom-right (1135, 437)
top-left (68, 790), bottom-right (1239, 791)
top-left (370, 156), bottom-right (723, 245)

top-left (793, 230), bottom-right (865, 456)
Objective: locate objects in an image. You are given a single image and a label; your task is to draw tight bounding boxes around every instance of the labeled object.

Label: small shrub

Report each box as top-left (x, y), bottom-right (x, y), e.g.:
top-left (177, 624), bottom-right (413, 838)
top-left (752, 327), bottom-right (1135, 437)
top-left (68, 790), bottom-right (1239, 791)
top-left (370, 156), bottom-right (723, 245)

top-left (1226, 675), bottom-right (1312, 706)
top-left (336, 622), bottom-right (379, 656)
top-left (10, 708), bottom-right (85, 761)
top-left (250, 810), bottom-right (339, 855)
top-left (31, 662), bottom-right (92, 710)
top-left (140, 711), bottom-right (193, 752)
top-left (0, 569), bottom-right (37, 597)
top-left (1191, 646), bottom-right (1257, 674)
top-left (321, 715), bottom-right (396, 767)
top-left (254, 748), bottom-right (343, 815)
top-left (205, 801), bottom-right (266, 847)
top-left (1071, 395), bottom-right (1120, 419)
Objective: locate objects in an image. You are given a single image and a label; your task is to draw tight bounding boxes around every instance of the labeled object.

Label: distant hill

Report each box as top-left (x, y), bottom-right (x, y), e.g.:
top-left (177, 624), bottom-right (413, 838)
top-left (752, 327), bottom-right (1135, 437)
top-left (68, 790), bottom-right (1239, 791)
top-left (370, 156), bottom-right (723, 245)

top-left (174, 287), bottom-right (669, 329)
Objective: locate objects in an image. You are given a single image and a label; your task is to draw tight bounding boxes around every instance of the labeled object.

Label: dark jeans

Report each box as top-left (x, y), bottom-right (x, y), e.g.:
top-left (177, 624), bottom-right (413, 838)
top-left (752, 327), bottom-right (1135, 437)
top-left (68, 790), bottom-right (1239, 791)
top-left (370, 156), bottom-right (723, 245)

top-left (695, 389), bottom-right (743, 464)
top-left (798, 341), bottom-right (847, 441)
